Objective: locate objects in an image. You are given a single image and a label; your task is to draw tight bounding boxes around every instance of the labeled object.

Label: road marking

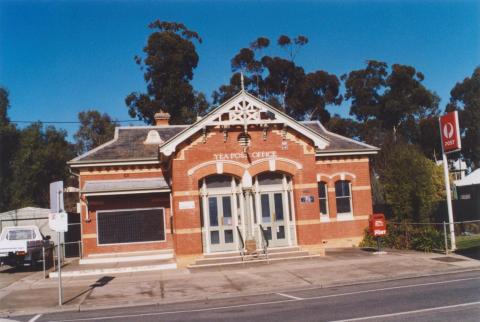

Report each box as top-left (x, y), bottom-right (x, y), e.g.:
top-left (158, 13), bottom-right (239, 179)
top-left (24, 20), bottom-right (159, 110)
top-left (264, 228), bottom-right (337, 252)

top-left (328, 301), bottom-right (480, 322)
top-left (50, 299), bottom-right (297, 321)
top-left (306, 276), bottom-right (480, 301)
top-left (28, 314), bottom-right (42, 322)
top-left (49, 276), bottom-right (480, 322)
top-left (276, 292), bottom-right (303, 300)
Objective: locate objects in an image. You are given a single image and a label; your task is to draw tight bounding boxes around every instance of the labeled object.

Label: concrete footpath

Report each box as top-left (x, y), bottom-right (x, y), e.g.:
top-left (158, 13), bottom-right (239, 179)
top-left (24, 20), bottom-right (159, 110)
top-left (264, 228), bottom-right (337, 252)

top-left (1, 248), bottom-right (479, 317)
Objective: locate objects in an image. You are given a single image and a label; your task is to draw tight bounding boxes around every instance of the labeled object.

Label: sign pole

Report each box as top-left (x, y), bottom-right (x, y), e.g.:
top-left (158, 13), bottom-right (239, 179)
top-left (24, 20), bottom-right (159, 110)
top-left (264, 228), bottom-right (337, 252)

top-left (441, 151), bottom-right (456, 251)
top-left (57, 190), bottom-right (63, 306)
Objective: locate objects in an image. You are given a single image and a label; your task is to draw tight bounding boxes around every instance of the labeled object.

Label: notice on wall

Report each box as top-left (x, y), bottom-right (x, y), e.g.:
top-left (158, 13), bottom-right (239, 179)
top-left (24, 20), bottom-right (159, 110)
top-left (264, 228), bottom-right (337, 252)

top-left (300, 195), bottom-right (315, 203)
top-left (179, 201), bottom-right (195, 210)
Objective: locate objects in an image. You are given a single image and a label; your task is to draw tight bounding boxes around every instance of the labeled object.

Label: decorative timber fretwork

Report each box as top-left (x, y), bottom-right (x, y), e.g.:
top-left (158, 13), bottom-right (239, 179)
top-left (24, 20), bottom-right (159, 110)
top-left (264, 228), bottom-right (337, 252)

top-left (159, 91), bottom-right (330, 157)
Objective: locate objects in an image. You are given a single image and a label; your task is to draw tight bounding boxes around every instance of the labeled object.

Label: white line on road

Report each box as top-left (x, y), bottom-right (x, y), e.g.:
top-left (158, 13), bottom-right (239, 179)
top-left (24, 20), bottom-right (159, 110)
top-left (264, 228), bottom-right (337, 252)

top-left (328, 301), bottom-right (480, 322)
top-left (49, 276), bottom-right (480, 322)
top-left (306, 276), bottom-right (480, 301)
top-left (276, 292), bottom-right (303, 300)
top-left (28, 314), bottom-right (42, 322)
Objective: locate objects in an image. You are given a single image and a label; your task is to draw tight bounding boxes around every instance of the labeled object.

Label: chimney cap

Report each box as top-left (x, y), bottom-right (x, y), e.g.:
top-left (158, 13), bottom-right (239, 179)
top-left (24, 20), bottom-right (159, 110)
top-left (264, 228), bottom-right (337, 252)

top-left (154, 111), bottom-right (171, 126)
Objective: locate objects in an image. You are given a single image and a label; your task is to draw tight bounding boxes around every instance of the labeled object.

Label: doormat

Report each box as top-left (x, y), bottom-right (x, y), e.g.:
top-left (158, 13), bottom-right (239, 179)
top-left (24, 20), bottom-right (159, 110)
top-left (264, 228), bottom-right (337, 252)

top-left (431, 257), bottom-right (467, 262)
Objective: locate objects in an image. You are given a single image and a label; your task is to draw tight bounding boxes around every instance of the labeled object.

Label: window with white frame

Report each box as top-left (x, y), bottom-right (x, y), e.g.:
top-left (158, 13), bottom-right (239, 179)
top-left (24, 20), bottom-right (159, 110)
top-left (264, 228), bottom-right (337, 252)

top-left (335, 180), bottom-right (352, 216)
top-left (97, 208), bottom-right (165, 245)
top-left (317, 181), bottom-right (328, 217)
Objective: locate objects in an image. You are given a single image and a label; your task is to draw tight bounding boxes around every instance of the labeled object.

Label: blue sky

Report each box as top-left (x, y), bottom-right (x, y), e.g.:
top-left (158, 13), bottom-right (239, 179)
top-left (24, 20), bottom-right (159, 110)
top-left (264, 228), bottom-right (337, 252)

top-left (0, 0), bottom-right (478, 139)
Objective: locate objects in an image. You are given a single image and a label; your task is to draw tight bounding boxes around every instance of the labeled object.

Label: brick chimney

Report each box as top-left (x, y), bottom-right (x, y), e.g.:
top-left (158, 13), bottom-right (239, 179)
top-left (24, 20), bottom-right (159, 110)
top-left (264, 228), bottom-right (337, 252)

top-left (154, 111), bottom-right (171, 126)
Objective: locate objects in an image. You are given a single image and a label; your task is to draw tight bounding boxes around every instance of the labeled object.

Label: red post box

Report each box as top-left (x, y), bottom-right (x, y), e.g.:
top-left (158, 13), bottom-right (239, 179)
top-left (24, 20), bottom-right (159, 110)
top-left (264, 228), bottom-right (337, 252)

top-left (369, 213), bottom-right (386, 237)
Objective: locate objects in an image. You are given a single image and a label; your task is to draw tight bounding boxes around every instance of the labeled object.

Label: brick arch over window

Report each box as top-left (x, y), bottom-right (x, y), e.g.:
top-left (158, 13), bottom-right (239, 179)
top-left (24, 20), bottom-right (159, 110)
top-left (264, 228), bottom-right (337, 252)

top-left (248, 157), bottom-right (302, 177)
top-left (188, 160), bottom-right (246, 183)
top-left (329, 172), bottom-right (357, 182)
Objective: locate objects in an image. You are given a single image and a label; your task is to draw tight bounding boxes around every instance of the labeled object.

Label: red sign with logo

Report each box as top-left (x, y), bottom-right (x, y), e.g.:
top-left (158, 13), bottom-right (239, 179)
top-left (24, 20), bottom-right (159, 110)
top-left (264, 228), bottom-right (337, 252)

top-left (369, 214), bottom-right (386, 237)
top-left (439, 111), bottom-right (461, 153)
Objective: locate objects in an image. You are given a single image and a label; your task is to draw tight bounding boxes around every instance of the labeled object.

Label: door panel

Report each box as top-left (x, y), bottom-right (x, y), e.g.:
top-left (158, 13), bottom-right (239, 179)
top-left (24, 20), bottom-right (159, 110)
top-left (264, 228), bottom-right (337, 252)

top-left (206, 195), bottom-right (236, 252)
top-left (259, 192), bottom-right (288, 246)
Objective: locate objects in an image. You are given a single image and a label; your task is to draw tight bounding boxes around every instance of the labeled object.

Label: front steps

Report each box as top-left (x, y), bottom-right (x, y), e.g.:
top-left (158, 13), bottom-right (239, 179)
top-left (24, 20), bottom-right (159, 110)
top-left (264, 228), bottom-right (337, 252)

top-left (49, 250), bottom-right (177, 278)
top-left (188, 246), bottom-right (321, 270)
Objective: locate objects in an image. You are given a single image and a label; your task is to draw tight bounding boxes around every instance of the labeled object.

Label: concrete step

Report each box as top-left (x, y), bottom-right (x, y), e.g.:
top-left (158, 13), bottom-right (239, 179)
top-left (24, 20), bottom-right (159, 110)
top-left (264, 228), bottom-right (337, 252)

top-left (86, 249), bottom-right (173, 258)
top-left (195, 250), bottom-right (311, 265)
top-left (202, 246), bottom-right (301, 259)
top-left (79, 250), bottom-right (174, 265)
top-left (50, 259), bottom-right (177, 278)
top-left (188, 254), bottom-right (322, 271)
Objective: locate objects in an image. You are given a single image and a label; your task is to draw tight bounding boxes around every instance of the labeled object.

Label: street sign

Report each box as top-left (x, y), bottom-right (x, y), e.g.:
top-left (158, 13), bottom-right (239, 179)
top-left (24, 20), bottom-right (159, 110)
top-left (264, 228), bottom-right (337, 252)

top-left (369, 213), bottom-right (386, 237)
top-left (48, 212), bottom-right (68, 232)
top-left (49, 181), bottom-right (64, 213)
top-left (439, 111), bottom-right (461, 153)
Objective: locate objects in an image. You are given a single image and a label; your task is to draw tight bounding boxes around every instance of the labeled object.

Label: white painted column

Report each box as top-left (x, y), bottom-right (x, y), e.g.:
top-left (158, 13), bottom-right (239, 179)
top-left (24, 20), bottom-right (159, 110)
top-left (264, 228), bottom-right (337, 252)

top-left (201, 179), bottom-right (211, 254)
top-left (282, 175), bottom-right (292, 246)
top-left (288, 182), bottom-right (298, 245)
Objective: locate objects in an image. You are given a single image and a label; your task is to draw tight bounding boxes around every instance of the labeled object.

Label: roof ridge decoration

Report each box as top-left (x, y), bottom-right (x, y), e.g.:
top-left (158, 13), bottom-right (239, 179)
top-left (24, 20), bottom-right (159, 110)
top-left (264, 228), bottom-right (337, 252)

top-left (159, 91), bottom-right (330, 156)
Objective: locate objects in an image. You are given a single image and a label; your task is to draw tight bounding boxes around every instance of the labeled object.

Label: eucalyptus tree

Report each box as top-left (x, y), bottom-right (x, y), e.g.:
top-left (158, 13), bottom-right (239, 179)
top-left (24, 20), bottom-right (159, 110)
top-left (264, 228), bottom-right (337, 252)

top-left (126, 20), bottom-right (208, 124)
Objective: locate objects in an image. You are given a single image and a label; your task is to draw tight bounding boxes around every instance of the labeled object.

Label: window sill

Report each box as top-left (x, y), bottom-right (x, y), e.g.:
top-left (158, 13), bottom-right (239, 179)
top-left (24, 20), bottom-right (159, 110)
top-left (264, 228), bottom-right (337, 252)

top-left (320, 215), bottom-right (330, 222)
top-left (336, 213), bottom-right (354, 221)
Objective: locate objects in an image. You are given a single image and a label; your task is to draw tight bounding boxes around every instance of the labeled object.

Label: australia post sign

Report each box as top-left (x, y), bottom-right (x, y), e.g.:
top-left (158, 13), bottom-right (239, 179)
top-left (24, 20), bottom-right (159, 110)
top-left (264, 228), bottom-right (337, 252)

top-left (439, 111), bottom-right (461, 153)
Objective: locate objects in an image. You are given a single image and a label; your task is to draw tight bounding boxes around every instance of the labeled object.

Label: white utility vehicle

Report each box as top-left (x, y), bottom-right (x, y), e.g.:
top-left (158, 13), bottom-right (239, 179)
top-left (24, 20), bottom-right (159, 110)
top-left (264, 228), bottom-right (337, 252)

top-left (0, 225), bottom-right (54, 268)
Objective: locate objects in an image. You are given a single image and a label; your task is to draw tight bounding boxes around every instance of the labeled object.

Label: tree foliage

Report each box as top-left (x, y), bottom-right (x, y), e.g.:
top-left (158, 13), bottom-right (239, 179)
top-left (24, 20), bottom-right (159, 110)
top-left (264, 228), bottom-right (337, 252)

top-left (0, 88), bottom-right (19, 211)
top-left (126, 20), bottom-right (208, 125)
top-left (379, 143), bottom-right (444, 223)
top-left (446, 67), bottom-right (480, 169)
top-left (213, 35), bottom-right (341, 123)
top-left (74, 110), bottom-right (117, 155)
top-left (8, 123), bottom-right (75, 209)
top-left (343, 61), bottom-right (440, 148)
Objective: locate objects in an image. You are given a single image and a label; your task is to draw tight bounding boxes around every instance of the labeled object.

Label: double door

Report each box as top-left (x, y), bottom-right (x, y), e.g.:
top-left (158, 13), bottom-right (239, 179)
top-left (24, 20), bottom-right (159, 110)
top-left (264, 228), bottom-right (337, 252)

top-left (258, 192), bottom-right (288, 247)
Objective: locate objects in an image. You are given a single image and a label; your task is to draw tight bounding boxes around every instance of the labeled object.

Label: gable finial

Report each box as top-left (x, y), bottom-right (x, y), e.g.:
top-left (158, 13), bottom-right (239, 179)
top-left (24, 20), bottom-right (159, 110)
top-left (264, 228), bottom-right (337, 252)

top-left (240, 72), bottom-right (245, 91)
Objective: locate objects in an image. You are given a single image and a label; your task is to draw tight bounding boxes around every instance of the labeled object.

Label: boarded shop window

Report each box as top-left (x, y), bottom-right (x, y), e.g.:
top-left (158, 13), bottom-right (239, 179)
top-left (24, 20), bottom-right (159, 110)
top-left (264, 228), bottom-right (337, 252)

top-left (97, 208), bottom-right (165, 245)
top-left (317, 182), bottom-right (328, 215)
top-left (335, 180), bottom-right (352, 214)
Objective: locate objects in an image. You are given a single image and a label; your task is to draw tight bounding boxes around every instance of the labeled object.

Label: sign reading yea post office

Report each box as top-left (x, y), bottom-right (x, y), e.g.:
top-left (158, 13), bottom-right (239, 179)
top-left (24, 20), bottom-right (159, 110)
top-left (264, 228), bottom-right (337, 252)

top-left (439, 111), bottom-right (461, 153)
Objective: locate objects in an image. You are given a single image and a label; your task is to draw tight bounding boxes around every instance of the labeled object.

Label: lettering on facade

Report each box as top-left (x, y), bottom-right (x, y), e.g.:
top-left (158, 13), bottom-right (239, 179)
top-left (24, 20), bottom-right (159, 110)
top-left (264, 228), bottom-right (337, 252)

top-left (213, 151), bottom-right (277, 160)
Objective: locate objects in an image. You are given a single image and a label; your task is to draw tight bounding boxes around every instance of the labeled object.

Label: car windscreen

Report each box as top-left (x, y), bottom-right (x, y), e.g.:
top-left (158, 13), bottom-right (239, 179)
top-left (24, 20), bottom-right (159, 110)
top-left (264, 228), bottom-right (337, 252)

top-left (7, 229), bottom-right (35, 240)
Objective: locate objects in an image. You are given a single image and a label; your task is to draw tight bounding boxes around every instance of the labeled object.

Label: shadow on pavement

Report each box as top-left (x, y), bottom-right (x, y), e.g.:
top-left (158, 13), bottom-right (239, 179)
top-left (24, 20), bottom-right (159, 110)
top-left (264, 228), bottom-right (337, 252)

top-left (455, 246), bottom-right (480, 260)
top-left (64, 276), bottom-right (115, 305)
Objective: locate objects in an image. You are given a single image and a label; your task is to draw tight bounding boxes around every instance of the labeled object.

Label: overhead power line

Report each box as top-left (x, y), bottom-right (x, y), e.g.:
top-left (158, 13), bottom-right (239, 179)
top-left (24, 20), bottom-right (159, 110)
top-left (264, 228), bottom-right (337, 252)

top-left (11, 120), bottom-right (144, 124)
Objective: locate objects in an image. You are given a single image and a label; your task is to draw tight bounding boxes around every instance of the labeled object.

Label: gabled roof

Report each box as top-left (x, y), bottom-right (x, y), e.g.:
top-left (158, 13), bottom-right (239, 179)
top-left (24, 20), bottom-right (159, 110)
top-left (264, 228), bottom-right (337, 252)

top-left (303, 121), bottom-right (379, 156)
top-left (69, 125), bottom-right (187, 166)
top-left (159, 91), bottom-right (331, 156)
top-left (69, 91), bottom-right (378, 166)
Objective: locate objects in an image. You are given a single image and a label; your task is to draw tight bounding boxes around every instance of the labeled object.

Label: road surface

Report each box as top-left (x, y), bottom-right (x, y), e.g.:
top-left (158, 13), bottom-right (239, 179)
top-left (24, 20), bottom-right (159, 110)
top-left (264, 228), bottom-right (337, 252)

top-left (13, 270), bottom-right (480, 322)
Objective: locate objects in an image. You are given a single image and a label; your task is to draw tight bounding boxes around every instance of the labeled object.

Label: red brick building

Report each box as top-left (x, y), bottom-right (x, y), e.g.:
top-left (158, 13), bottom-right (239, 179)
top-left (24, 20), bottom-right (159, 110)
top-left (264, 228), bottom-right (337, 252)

top-left (69, 91), bottom-right (378, 266)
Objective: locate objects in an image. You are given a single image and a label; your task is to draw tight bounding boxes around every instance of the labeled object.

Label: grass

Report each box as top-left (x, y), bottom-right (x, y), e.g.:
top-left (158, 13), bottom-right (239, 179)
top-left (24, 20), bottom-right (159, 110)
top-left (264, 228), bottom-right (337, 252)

top-left (456, 234), bottom-right (480, 250)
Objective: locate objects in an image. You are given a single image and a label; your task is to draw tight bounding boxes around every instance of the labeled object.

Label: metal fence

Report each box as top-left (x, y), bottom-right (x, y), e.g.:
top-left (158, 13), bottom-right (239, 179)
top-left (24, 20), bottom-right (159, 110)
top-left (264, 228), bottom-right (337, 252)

top-left (41, 241), bottom-right (82, 279)
top-left (363, 219), bottom-right (480, 256)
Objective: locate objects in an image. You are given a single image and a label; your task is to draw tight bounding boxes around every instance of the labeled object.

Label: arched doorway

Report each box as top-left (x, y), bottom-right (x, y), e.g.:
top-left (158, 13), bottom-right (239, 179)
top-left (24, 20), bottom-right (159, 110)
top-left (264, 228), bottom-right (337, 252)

top-left (199, 174), bottom-right (243, 253)
top-left (252, 172), bottom-right (296, 248)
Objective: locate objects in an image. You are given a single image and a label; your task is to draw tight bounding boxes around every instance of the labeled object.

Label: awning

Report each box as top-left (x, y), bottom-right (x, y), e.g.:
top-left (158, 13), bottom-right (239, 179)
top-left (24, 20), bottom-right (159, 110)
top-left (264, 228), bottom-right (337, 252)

top-left (82, 178), bottom-right (170, 196)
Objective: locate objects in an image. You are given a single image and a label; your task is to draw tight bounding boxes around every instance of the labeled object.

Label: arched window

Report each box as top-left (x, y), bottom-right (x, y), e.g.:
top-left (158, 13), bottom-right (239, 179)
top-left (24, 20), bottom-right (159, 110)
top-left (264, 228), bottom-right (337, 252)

top-left (317, 181), bottom-right (328, 217)
top-left (335, 180), bottom-right (352, 216)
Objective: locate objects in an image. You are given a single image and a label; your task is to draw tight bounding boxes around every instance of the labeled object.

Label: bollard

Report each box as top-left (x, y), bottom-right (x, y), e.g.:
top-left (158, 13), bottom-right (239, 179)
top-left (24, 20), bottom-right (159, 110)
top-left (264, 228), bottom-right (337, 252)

top-left (42, 246), bottom-right (46, 279)
top-left (443, 221), bottom-right (448, 255)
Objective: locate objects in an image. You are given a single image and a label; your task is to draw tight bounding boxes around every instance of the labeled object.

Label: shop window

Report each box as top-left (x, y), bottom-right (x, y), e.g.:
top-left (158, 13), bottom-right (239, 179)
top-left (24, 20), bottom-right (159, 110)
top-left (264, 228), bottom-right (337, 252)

top-left (317, 181), bottom-right (329, 218)
top-left (335, 180), bottom-right (353, 218)
top-left (97, 208), bottom-right (165, 245)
